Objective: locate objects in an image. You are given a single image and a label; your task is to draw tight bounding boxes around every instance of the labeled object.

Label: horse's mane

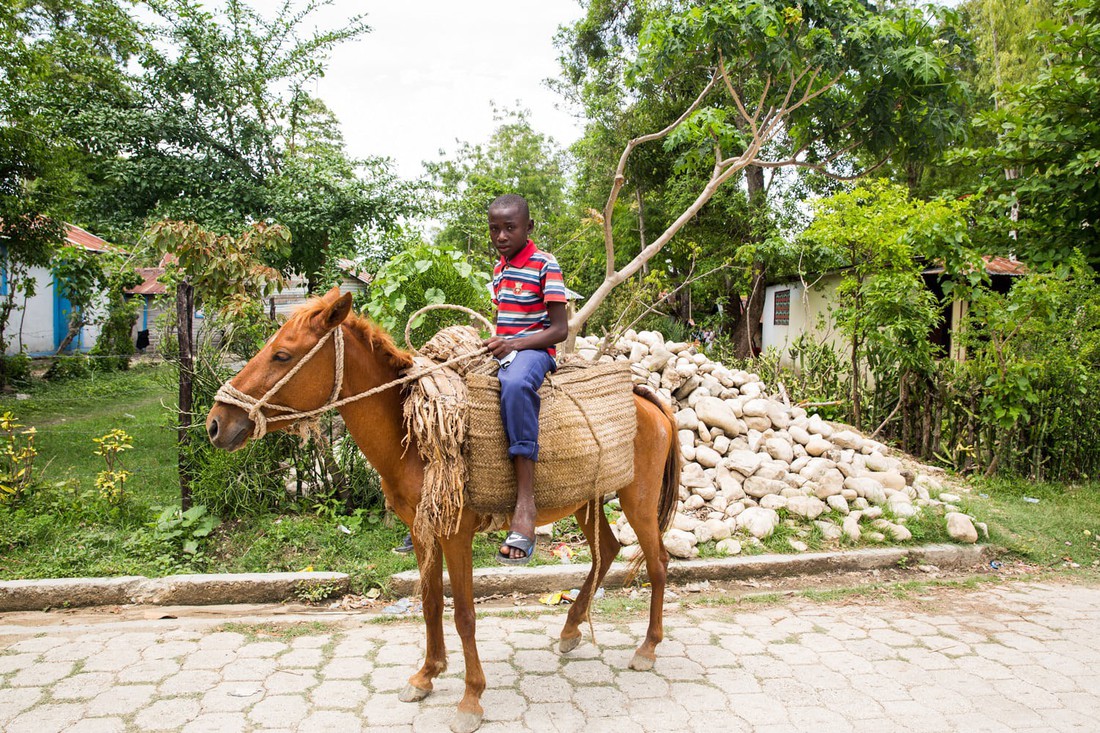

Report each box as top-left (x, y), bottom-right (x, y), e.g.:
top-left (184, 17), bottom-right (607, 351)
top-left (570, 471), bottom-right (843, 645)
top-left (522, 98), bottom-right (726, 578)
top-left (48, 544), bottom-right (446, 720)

top-left (291, 298), bottom-right (414, 371)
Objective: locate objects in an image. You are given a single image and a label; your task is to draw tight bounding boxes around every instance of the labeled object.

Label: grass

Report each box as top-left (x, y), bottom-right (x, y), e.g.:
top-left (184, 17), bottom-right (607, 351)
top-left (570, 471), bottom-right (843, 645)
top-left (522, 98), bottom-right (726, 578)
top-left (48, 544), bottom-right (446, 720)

top-left (966, 477), bottom-right (1100, 569)
top-left (2, 365), bottom-right (1099, 598)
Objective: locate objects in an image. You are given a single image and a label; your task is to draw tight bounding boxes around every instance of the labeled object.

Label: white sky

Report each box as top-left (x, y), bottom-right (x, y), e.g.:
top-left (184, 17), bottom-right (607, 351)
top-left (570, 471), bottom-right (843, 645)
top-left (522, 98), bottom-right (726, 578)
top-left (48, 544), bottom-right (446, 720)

top-left (300, 0), bottom-right (588, 179)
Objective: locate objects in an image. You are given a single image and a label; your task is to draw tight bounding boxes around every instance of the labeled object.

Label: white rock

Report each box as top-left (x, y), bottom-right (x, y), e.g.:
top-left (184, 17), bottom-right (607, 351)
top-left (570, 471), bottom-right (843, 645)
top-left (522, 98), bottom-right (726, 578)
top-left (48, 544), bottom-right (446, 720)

top-left (843, 511), bottom-right (862, 541)
top-left (695, 396), bottom-right (742, 436)
top-left (710, 495), bottom-right (728, 514)
top-left (694, 445), bottom-right (722, 469)
top-left (805, 437), bottom-right (833, 456)
top-left (864, 452), bottom-right (897, 473)
top-left (736, 507), bottom-right (780, 539)
top-left (681, 462), bottom-right (710, 488)
top-left (862, 506), bottom-right (883, 520)
top-left (628, 342), bottom-right (648, 362)
top-left (939, 492), bottom-right (962, 504)
top-left (786, 496), bottom-right (826, 520)
top-left (815, 520), bottom-right (843, 541)
top-left (766, 404), bottom-right (791, 429)
top-left (789, 425), bottom-right (812, 446)
top-left (683, 495), bottom-right (705, 511)
top-left (618, 522), bottom-right (638, 546)
top-left (759, 494), bottom-right (788, 510)
top-left (743, 476), bottom-right (788, 499)
top-left (701, 518), bottom-right (730, 542)
top-left (676, 408), bottom-right (699, 431)
top-left (725, 450), bottom-right (764, 477)
top-left (831, 430), bottom-right (864, 451)
top-left (619, 544), bottom-right (642, 560)
top-left (724, 501), bottom-right (746, 518)
top-left (712, 435), bottom-right (731, 456)
top-left (741, 398), bottom-right (769, 417)
top-left (946, 512), bottom-right (978, 543)
top-left (807, 415), bottom-right (834, 438)
top-left (673, 514), bottom-right (702, 533)
top-left (664, 529), bottom-right (698, 559)
top-left (788, 538), bottom-right (809, 552)
top-left (693, 483), bottom-right (717, 501)
top-left (765, 437), bottom-right (794, 464)
top-left (826, 495), bottom-right (850, 515)
top-left (715, 538), bottom-right (742, 555)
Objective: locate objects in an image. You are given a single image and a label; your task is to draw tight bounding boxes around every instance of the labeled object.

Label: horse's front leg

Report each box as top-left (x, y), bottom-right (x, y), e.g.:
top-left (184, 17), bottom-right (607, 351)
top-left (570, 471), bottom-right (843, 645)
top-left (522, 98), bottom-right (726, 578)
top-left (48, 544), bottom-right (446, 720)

top-left (399, 532), bottom-right (447, 702)
top-left (440, 532), bottom-right (485, 733)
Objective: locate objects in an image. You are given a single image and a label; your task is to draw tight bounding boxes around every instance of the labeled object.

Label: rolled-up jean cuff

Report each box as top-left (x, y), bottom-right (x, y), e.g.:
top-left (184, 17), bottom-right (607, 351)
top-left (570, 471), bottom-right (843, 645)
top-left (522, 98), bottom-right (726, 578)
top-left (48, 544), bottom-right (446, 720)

top-left (508, 441), bottom-right (539, 461)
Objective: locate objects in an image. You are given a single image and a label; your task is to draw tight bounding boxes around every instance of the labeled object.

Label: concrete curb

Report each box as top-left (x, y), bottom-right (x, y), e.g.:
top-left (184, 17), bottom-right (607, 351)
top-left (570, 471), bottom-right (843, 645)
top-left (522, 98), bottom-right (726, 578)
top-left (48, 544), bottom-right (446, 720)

top-left (0, 545), bottom-right (988, 612)
top-left (0, 572), bottom-right (348, 613)
top-left (389, 544), bottom-right (989, 597)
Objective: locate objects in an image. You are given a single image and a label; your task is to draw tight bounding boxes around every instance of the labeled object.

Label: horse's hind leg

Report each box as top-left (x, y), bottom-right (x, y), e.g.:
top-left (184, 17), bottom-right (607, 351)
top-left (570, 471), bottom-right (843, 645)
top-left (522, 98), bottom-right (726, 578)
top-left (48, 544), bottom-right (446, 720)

top-left (559, 502), bottom-right (620, 653)
top-left (400, 533), bottom-right (447, 703)
top-left (618, 486), bottom-right (670, 672)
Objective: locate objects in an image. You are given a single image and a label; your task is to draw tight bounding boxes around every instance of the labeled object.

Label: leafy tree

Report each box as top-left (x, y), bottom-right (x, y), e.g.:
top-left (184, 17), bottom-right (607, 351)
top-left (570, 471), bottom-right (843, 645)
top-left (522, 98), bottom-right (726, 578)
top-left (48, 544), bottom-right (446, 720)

top-left (557, 0), bottom-right (968, 353)
top-left (146, 219), bottom-right (290, 508)
top-left (951, 0), bottom-right (1100, 268)
top-left (801, 180), bottom-right (976, 430)
top-left (425, 107), bottom-right (571, 259)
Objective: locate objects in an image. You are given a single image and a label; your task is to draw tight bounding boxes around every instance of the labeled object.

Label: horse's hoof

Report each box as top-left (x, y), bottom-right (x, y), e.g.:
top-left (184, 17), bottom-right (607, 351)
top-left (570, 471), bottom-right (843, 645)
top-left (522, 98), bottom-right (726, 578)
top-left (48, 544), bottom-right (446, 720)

top-left (399, 683), bottom-right (432, 702)
top-left (450, 710), bottom-right (483, 733)
top-left (559, 635), bottom-right (582, 654)
top-left (629, 651), bottom-right (655, 671)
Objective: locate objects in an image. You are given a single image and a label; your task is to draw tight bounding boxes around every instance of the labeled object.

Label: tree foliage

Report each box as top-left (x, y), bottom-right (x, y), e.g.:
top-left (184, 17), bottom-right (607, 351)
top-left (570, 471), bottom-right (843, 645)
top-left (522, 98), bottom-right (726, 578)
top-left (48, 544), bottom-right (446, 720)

top-left (952, 0), bottom-right (1100, 268)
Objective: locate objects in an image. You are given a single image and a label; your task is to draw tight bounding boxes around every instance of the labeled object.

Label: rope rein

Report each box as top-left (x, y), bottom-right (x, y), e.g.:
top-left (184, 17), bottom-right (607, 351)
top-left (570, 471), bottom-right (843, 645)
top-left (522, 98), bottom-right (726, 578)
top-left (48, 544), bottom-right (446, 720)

top-left (213, 324), bottom-right (491, 440)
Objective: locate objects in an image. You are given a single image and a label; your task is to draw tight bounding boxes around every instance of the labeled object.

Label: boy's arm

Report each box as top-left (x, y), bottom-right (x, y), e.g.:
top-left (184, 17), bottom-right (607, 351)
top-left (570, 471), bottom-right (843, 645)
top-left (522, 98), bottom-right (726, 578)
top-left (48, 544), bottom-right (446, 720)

top-left (484, 301), bottom-right (568, 358)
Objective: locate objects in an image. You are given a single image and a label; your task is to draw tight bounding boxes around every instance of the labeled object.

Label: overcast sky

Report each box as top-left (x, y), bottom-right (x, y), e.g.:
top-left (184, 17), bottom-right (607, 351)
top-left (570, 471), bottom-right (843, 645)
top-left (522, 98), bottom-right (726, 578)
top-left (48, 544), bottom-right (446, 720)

top-left (300, 0), bottom-right (588, 179)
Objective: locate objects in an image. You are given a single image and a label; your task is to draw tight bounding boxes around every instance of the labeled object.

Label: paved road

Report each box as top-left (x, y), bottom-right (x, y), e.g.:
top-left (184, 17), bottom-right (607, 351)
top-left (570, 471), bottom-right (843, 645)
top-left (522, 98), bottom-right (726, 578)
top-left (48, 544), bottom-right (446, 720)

top-left (1, 580), bottom-right (1098, 733)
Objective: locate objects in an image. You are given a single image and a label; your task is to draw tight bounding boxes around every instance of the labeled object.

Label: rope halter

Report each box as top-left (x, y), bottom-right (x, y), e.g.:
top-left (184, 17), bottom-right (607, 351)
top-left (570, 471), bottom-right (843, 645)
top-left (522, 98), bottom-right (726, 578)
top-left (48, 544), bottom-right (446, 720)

top-left (212, 314), bottom-right (495, 442)
top-left (213, 325), bottom-right (346, 441)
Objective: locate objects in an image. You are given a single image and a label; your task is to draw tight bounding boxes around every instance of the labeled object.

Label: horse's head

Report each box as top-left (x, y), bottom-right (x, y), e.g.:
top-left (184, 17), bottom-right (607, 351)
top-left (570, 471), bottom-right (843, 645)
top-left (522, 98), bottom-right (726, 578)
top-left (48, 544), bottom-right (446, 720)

top-left (206, 287), bottom-right (353, 451)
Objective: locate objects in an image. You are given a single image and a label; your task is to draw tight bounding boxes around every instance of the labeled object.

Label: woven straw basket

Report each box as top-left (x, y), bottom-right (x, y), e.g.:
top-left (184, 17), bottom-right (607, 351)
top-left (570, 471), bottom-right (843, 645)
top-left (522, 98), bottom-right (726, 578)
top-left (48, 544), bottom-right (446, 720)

top-left (464, 361), bottom-right (637, 514)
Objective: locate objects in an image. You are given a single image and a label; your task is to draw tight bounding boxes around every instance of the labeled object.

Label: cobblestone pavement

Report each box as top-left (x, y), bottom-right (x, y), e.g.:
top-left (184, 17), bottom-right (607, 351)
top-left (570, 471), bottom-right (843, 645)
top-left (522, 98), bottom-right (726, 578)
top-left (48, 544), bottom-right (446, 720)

top-left (2, 580), bottom-right (1099, 733)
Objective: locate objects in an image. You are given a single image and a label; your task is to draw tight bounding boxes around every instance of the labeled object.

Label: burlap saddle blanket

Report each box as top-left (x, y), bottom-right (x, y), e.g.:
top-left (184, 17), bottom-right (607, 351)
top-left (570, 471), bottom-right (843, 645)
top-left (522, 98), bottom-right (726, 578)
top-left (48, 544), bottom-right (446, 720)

top-left (403, 326), bottom-right (636, 539)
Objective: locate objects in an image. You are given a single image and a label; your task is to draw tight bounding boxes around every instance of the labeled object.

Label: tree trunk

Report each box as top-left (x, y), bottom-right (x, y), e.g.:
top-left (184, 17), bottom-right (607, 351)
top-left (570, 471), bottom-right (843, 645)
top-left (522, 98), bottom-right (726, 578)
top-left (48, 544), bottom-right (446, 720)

top-left (54, 317), bottom-right (84, 355)
top-left (731, 165), bottom-right (767, 358)
top-left (635, 184), bottom-right (649, 276)
top-left (177, 280), bottom-right (195, 510)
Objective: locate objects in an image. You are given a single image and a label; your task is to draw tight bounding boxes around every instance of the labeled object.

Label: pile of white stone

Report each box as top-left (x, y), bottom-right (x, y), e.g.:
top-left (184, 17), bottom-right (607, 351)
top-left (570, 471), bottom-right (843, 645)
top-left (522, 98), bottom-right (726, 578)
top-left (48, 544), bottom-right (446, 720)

top-left (573, 330), bottom-right (987, 560)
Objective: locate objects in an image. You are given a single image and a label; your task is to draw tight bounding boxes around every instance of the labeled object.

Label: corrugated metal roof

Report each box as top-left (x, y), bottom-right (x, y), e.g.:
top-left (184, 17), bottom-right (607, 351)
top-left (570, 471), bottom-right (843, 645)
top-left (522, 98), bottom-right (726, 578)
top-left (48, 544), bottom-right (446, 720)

top-left (922, 255), bottom-right (1028, 277)
top-left (128, 267), bottom-right (167, 296)
top-left (65, 224), bottom-right (115, 252)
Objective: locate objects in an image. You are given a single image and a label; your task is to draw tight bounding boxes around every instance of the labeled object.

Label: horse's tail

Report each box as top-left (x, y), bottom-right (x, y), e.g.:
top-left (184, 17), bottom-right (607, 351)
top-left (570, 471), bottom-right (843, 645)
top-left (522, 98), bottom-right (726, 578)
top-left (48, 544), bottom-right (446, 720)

top-left (632, 385), bottom-right (681, 533)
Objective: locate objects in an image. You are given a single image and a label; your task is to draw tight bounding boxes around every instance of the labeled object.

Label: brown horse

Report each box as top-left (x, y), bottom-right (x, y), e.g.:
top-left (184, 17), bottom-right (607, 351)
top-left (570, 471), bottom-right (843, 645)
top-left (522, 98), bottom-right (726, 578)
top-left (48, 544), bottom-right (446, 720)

top-left (206, 289), bottom-right (680, 733)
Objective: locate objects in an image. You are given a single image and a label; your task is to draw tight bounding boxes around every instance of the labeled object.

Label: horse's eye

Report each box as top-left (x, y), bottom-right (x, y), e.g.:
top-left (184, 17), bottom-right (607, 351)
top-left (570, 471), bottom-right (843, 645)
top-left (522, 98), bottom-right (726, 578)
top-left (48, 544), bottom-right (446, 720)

top-left (272, 351), bottom-right (292, 363)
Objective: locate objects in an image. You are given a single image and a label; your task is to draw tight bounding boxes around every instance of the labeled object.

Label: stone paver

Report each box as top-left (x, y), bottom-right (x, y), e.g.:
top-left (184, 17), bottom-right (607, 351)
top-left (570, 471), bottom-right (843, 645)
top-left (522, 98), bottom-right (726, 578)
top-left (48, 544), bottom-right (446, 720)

top-left (0, 580), bottom-right (1098, 732)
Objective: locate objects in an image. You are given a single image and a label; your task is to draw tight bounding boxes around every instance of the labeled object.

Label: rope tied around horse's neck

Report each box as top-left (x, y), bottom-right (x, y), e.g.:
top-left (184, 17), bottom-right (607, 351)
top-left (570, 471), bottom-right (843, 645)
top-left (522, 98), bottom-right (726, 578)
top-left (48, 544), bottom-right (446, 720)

top-left (213, 324), bottom-right (491, 440)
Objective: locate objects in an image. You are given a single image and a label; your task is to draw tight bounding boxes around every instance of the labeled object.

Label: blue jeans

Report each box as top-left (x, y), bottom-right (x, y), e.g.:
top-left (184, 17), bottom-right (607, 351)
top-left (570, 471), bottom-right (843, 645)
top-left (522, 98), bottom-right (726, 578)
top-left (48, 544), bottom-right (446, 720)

top-left (497, 349), bottom-right (556, 461)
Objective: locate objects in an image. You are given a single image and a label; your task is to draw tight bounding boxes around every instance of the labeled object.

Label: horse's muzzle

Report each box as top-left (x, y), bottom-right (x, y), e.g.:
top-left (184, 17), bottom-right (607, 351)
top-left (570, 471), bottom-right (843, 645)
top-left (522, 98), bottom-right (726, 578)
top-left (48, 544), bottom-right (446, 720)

top-left (206, 406), bottom-right (252, 452)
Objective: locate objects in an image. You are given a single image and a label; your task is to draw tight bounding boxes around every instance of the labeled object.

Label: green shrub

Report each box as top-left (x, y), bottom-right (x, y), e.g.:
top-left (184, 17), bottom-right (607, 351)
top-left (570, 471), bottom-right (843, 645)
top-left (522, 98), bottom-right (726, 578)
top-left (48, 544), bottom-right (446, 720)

top-left (363, 238), bottom-right (492, 345)
top-left (45, 353), bottom-right (95, 381)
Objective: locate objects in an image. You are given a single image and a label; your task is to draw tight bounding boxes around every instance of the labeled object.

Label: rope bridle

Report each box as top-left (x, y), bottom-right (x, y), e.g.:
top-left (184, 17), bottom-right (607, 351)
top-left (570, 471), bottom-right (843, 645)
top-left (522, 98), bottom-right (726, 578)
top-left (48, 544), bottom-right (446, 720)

top-left (213, 323), bottom-right (490, 440)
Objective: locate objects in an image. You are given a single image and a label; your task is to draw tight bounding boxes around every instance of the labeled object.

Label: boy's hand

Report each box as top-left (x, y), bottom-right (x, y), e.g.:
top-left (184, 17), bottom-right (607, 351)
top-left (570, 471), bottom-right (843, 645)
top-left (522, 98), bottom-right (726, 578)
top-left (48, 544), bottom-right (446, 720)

top-left (483, 336), bottom-right (516, 358)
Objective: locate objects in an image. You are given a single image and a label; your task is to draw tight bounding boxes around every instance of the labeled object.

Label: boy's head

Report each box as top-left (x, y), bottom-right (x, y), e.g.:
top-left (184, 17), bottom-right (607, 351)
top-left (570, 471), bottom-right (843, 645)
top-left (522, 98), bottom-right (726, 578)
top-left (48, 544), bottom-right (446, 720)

top-left (488, 194), bottom-right (534, 261)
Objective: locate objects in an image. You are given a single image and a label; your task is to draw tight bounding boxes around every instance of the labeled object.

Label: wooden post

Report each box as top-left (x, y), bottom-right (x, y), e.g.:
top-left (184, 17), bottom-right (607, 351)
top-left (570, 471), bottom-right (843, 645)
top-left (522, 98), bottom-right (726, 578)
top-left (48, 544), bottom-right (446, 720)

top-left (177, 280), bottom-right (195, 510)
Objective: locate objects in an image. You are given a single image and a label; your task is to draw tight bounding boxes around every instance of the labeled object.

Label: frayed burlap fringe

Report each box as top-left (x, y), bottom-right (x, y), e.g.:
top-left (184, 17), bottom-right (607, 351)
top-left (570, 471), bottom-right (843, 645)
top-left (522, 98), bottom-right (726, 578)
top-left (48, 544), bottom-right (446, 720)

top-left (402, 326), bottom-right (494, 555)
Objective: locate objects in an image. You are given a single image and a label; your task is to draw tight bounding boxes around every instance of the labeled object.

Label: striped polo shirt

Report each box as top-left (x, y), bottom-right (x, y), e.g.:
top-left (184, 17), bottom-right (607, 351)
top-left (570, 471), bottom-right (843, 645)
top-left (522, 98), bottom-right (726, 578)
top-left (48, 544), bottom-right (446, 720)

top-left (492, 240), bottom-right (567, 356)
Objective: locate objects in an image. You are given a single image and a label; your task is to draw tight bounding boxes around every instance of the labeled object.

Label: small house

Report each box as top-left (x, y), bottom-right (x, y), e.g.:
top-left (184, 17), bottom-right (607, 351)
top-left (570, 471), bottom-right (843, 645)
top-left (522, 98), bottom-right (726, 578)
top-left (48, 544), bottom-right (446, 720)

top-left (1, 224), bottom-right (114, 356)
top-left (761, 256), bottom-right (1028, 366)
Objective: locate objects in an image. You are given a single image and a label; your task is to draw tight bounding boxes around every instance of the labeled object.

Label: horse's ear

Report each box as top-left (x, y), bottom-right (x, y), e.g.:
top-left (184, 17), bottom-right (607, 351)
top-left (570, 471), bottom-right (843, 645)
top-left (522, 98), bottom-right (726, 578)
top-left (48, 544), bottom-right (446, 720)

top-left (323, 292), bottom-right (353, 330)
top-left (322, 285), bottom-right (342, 302)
